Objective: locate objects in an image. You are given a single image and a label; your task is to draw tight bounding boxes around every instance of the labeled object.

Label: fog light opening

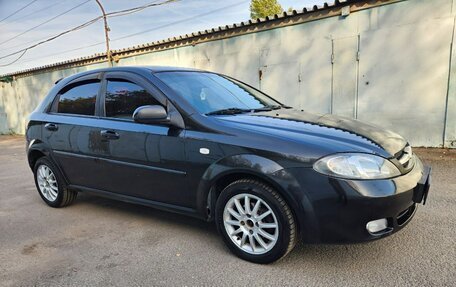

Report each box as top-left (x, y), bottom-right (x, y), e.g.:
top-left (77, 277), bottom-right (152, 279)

top-left (366, 218), bottom-right (388, 234)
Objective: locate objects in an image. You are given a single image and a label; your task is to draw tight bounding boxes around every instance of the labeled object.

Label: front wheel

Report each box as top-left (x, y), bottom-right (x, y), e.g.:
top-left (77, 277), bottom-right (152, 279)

top-left (215, 179), bottom-right (297, 264)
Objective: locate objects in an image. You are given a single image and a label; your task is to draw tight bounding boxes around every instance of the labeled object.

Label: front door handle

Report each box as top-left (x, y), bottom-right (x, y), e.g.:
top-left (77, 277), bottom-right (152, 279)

top-left (44, 123), bottom-right (58, 131)
top-left (100, 130), bottom-right (120, 140)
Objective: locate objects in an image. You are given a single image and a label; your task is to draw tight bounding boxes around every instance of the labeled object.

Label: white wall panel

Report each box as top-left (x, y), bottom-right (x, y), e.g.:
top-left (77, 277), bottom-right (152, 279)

top-left (1, 0), bottom-right (455, 147)
top-left (357, 17), bottom-right (453, 146)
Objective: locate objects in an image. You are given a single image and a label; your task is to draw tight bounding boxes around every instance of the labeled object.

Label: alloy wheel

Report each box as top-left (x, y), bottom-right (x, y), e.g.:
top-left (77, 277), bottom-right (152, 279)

top-left (223, 193), bottom-right (279, 255)
top-left (36, 165), bottom-right (58, 202)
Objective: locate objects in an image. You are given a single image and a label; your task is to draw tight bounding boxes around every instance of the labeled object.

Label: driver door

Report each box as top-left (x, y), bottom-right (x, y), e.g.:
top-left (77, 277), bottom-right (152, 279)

top-left (90, 71), bottom-right (190, 207)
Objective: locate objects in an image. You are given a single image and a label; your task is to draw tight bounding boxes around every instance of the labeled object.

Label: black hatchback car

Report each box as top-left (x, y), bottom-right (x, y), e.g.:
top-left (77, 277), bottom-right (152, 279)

top-left (26, 66), bottom-right (431, 263)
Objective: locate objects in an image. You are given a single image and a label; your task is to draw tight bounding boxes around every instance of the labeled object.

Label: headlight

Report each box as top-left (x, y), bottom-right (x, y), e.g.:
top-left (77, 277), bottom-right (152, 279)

top-left (313, 153), bottom-right (401, 180)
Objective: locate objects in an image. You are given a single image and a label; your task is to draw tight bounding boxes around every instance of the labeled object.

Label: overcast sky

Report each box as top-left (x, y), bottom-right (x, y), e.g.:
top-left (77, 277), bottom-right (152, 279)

top-left (0, 0), bottom-right (327, 75)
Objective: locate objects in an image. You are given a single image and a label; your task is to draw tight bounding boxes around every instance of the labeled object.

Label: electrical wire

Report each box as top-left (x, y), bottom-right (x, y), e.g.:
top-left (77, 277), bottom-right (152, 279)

top-left (0, 0), bottom-right (177, 67)
top-left (0, 0), bottom-right (39, 23)
top-left (0, 50), bottom-right (27, 67)
top-left (107, 0), bottom-right (178, 17)
top-left (0, 0), bottom-right (173, 52)
top-left (0, 16), bottom-right (102, 53)
top-left (0, 17), bottom-right (102, 61)
top-left (110, 0), bottom-right (248, 43)
top-left (0, 0), bottom-right (245, 68)
top-left (0, 0), bottom-right (70, 29)
top-left (1, 0), bottom-right (178, 54)
top-left (106, 0), bottom-right (164, 18)
top-left (9, 41), bottom-right (106, 66)
top-left (0, 0), bottom-right (91, 47)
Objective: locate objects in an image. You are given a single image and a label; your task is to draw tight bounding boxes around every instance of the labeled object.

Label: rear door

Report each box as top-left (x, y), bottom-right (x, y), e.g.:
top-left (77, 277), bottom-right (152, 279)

top-left (90, 71), bottom-right (189, 206)
top-left (44, 72), bottom-right (106, 187)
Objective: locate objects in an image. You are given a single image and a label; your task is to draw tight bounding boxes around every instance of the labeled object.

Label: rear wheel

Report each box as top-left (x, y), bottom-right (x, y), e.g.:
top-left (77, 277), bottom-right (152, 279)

top-left (215, 179), bottom-right (297, 264)
top-left (33, 157), bottom-right (77, 207)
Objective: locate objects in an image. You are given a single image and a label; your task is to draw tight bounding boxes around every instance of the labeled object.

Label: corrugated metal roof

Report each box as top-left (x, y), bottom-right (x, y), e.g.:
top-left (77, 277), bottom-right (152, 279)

top-left (0, 0), bottom-right (399, 78)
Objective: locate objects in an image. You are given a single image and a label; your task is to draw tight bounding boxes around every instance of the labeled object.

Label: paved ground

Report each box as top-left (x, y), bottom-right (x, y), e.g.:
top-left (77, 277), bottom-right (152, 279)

top-left (0, 135), bottom-right (455, 286)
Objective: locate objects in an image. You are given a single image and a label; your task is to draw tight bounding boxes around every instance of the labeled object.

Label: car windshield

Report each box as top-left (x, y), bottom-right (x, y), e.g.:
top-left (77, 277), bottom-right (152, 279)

top-left (155, 71), bottom-right (282, 115)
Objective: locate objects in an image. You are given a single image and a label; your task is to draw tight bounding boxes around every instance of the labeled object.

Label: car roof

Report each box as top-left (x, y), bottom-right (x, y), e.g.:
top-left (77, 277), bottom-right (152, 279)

top-left (84, 65), bottom-right (201, 75)
top-left (57, 66), bottom-right (205, 85)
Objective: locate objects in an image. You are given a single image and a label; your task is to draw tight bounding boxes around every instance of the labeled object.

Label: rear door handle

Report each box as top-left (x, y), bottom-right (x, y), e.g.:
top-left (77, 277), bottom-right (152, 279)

top-left (100, 130), bottom-right (120, 140)
top-left (44, 123), bottom-right (58, 131)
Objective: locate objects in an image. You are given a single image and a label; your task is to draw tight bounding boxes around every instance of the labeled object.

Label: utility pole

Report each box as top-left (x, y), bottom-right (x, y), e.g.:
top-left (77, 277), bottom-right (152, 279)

top-left (94, 0), bottom-right (113, 66)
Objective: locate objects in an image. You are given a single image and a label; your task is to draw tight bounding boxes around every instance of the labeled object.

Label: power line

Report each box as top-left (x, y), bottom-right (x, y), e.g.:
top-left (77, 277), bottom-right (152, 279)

top-left (0, 0), bottom-right (91, 47)
top-left (0, 50), bottom-right (27, 67)
top-left (0, 0), bottom-right (245, 68)
top-left (2, 32), bottom-right (62, 52)
top-left (0, 0), bottom-right (70, 28)
top-left (0, 16), bottom-right (102, 61)
top-left (1, 0), bottom-right (170, 51)
top-left (2, 3), bottom-right (80, 51)
top-left (7, 41), bottom-right (106, 66)
top-left (111, 0), bottom-right (248, 43)
top-left (0, 0), bottom-right (39, 23)
top-left (1, 0), bottom-right (177, 53)
top-left (0, 0), bottom-right (178, 64)
top-left (107, 0), bottom-right (165, 18)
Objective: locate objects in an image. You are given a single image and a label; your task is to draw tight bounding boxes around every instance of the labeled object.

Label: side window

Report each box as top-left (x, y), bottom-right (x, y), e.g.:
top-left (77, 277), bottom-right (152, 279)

top-left (57, 80), bottom-right (99, 115)
top-left (105, 79), bottom-right (161, 119)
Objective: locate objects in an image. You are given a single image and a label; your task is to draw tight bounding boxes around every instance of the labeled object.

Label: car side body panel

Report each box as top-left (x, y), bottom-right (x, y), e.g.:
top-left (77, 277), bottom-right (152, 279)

top-left (25, 66), bottom-right (430, 245)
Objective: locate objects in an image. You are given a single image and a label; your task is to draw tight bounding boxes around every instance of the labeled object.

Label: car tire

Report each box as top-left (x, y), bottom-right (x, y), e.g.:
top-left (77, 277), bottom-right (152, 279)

top-left (215, 178), bottom-right (297, 264)
top-left (33, 157), bottom-right (77, 207)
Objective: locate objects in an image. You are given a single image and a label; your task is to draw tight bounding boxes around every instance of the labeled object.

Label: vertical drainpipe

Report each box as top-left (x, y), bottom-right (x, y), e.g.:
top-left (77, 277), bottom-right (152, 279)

top-left (443, 14), bottom-right (456, 148)
top-left (355, 34), bottom-right (360, 120)
top-left (258, 48), bottom-right (262, 91)
top-left (330, 38), bottom-right (334, 114)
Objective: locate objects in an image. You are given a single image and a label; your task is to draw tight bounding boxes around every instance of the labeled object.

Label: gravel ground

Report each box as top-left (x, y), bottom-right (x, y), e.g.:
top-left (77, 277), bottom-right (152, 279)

top-left (0, 135), bottom-right (455, 286)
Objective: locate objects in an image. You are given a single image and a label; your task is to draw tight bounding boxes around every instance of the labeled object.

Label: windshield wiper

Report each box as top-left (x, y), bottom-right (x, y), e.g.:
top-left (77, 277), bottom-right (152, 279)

top-left (206, 105), bottom-right (282, 115)
top-left (206, 108), bottom-right (250, 115)
top-left (252, 105), bottom-right (282, 112)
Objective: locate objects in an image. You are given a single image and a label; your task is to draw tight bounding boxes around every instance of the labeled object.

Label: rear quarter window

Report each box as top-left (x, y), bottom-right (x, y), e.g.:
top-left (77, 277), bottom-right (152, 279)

top-left (55, 80), bottom-right (100, 116)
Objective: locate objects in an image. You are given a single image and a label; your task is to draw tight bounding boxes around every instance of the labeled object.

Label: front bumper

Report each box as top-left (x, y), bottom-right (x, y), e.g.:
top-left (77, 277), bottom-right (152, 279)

top-left (286, 155), bottom-right (431, 243)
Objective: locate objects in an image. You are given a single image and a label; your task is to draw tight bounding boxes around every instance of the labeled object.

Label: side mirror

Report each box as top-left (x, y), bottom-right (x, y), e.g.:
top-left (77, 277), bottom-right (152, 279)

top-left (132, 105), bottom-right (168, 124)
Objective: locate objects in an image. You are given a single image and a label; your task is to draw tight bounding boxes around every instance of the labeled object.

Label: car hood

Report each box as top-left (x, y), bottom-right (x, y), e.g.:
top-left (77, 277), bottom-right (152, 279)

top-left (213, 109), bottom-right (407, 158)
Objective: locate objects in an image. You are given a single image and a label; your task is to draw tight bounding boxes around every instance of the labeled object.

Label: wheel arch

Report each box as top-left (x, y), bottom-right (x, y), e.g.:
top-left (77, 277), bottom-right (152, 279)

top-left (27, 140), bottom-right (50, 169)
top-left (195, 154), bottom-right (305, 233)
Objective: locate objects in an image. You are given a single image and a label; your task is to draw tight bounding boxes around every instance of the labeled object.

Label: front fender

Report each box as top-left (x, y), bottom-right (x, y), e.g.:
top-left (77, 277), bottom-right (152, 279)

top-left (202, 154), bottom-right (284, 180)
top-left (195, 154), bottom-right (316, 236)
